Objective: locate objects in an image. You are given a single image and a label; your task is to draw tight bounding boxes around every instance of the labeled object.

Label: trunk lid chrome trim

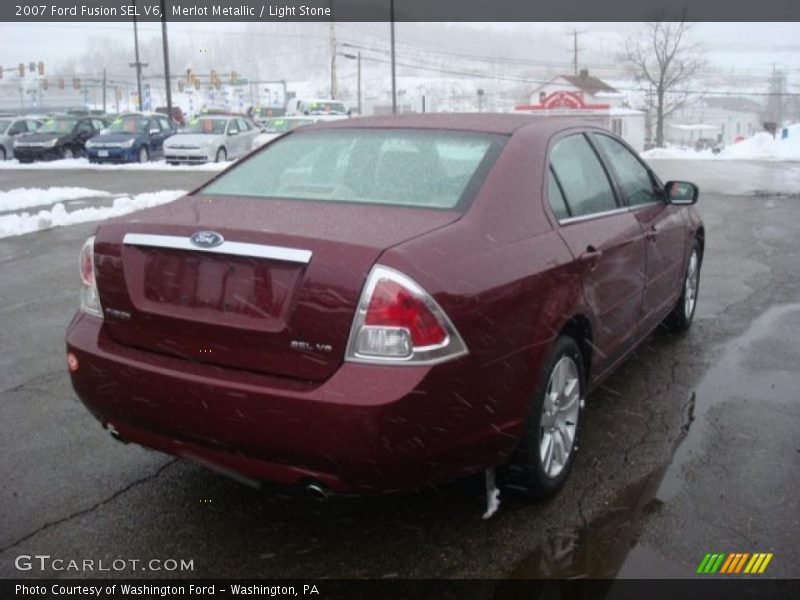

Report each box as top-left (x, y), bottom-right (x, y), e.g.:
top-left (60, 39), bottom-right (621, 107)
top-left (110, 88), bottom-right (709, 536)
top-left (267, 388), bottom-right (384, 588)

top-left (123, 233), bottom-right (313, 264)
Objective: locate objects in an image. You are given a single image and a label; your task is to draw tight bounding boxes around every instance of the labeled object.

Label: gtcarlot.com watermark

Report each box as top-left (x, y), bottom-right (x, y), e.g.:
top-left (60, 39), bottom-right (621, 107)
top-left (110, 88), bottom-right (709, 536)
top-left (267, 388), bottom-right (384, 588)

top-left (14, 554), bottom-right (194, 573)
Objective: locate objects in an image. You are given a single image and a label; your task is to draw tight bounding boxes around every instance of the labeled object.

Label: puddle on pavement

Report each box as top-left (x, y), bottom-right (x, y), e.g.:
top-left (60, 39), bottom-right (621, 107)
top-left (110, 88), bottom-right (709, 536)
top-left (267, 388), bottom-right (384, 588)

top-left (509, 303), bottom-right (800, 579)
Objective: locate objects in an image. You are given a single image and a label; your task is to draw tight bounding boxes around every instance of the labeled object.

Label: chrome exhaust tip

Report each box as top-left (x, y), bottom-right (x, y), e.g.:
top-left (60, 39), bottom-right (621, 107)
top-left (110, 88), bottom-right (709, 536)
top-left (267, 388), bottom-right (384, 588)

top-left (305, 481), bottom-right (330, 502)
top-left (107, 423), bottom-right (127, 444)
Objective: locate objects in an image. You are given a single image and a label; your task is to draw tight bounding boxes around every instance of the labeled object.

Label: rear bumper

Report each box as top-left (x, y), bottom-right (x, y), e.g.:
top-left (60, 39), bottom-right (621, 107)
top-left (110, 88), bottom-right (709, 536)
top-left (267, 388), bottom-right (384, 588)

top-left (66, 313), bottom-right (526, 493)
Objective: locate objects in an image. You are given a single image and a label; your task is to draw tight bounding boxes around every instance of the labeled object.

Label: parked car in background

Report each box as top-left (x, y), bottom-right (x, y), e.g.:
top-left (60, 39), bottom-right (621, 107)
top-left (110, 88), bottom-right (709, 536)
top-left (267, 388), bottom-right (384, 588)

top-left (86, 113), bottom-right (176, 163)
top-left (694, 138), bottom-right (722, 154)
top-left (164, 115), bottom-right (258, 164)
top-left (66, 115), bottom-right (704, 500)
top-left (0, 116), bottom-right (43, 160)
top-left (13, 115), bottom-right (107, 162)
top-left (155, 106), bottom-right (186, 127)
top-left (286, 98), bottom-right (350, 121)
top-left (252, 116), bottom-right (318, 147)
top-left (252, 106), bottom-right (287, 126)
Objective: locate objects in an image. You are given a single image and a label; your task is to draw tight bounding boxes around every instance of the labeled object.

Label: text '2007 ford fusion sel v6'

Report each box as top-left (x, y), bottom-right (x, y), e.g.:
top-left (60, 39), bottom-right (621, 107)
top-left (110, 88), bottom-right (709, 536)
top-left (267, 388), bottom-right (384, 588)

top-left (66, 114), bottom-right (703, 501)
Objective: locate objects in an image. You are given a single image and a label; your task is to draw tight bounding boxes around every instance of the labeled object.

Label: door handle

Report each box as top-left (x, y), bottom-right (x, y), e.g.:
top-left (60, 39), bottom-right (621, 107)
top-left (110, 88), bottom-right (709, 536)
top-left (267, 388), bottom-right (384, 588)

top-left (645, 226), bottom-right (659, 241)
top-left (579, 245), bottom-right (603, 270)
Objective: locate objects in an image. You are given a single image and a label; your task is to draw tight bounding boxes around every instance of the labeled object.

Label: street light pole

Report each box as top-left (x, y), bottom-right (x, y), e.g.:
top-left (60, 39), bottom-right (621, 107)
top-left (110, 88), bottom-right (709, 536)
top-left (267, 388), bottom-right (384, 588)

top-left (357, 52), bottom-right (362, 115)
top-left (129, 0), bottom-right (148, 111)
top-left (390, 0), bottom-right (397, 114)
top-left (160, 0), bottom-right (173, 122)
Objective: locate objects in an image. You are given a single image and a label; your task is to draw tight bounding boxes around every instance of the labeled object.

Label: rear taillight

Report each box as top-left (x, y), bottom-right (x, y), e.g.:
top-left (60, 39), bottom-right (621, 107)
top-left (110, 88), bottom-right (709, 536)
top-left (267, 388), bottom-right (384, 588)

top-left (345, 265), bottom-right (467, 365)
top-left (79, 236), bottom-right (103, 319)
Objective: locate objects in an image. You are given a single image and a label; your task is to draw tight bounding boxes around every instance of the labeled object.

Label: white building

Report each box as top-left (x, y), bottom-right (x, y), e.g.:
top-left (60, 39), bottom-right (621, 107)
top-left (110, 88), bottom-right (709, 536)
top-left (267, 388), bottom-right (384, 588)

top-left (515, 70), bottom-right (646, 152)
top-left (666, 103), bottom-right (762, 146)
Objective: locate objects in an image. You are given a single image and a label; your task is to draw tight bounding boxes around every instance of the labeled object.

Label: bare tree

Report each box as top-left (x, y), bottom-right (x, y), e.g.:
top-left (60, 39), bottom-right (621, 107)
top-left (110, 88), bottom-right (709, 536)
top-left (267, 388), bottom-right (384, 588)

top-left (624, 16), bottom-right (705, 147)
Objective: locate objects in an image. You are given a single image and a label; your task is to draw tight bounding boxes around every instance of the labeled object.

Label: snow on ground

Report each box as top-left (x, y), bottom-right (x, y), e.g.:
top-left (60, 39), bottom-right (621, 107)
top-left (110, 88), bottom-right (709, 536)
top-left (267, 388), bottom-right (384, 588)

top-left (643, 124), bottom-right (800, 162)
top-left (0, 158), bottom-right (229, 172)
top-left (0, 187), bottom-right (112, 212)
top-left (0, 190), bottom-right (186, 239)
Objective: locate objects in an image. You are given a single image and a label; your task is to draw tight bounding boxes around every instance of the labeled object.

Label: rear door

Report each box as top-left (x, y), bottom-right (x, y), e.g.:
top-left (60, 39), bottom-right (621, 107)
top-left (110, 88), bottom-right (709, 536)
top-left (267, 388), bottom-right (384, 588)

top-left (548, 132), bottom-right (647, 373)
top-left (590, 133), bottom-right (687, 331)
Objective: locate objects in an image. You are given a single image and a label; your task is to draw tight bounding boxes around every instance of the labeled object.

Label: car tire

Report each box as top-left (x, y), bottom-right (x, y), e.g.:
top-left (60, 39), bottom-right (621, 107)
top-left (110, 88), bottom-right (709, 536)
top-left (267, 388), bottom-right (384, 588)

top-left (506, 335), bottom-right (585, 500)
top-left (663, 239), bottom-right (701, 333)
top-left (0, 146), bottom-right (6, 161)
top-left (215, 147), bottom-right (227, 163)
top-left (62, 147), bottom-right (75, 160)
top-left (137, 147), bottom-right (149, 163)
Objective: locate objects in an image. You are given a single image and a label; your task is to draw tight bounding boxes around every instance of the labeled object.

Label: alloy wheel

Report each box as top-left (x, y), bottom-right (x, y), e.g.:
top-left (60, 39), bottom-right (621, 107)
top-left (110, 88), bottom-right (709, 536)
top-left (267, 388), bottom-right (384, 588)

top-left (539, 355), bottom-right (581, 479)
top-left (684, 248), bottom-right (699, 320)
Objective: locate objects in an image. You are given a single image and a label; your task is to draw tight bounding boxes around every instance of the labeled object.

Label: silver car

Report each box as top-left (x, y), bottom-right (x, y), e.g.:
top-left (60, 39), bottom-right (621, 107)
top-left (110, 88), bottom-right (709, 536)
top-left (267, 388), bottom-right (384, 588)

top-left (0, 116), bottom-right (43, 160)
top-left (164, 115), bottom-right (258, 164)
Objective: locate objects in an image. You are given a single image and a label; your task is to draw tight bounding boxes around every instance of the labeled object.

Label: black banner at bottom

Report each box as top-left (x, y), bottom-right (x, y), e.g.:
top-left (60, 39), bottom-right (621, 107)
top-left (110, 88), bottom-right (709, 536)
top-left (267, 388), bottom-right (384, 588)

top-left (3, 579), bottom-right (800, 600)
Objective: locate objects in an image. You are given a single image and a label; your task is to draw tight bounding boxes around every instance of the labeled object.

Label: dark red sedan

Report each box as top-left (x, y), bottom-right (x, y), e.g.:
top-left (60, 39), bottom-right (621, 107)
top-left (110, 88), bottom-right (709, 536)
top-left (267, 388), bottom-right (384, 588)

top-left (66, 114), bottom-right (703, 500)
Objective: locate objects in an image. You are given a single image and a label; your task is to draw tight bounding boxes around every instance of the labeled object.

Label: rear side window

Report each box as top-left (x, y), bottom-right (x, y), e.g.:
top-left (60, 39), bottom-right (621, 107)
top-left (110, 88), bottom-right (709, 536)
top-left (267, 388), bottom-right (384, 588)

top-left (200, 129), bottom-right (504, 210)
top-left (592, 134), bottom-right (661, 206)
top-left (550, 134), bottom-right (618, 218)
top-left (547, 169), bottom-right (570, 220)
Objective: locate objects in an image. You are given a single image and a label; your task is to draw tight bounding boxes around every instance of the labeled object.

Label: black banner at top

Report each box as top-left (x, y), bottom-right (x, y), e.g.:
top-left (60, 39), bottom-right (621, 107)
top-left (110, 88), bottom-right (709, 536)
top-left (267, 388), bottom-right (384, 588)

top-left (3, 0), bottom-right (800, 22)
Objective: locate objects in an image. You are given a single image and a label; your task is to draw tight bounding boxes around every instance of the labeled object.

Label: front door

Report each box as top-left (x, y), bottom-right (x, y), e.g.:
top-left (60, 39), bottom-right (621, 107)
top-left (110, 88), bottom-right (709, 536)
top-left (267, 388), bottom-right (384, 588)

top-left (549, 133), bottom-right (647, 374)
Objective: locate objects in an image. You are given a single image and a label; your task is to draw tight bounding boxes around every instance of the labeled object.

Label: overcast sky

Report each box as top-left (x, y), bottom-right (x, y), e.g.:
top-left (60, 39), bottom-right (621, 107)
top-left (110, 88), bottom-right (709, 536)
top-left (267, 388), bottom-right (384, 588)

top-left (1, 21), bottom-right (798, 78)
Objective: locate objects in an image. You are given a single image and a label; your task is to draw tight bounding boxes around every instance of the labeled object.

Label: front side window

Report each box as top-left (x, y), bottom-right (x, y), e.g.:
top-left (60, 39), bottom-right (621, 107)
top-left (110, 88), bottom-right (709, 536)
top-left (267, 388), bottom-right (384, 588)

top-left (592, 134), bottom-right (661, 206)
top-left (184, 118), bottom-right (227, 135)
top-left (550, 134), bottom-right (618, 218)
top-left (200, 129), bottom-right (503, 210)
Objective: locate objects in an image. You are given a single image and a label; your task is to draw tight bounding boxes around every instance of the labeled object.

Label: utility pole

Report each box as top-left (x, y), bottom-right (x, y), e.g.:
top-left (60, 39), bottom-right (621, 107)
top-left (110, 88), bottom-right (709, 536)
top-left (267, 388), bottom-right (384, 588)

top-left (329, 12), bottom-right (337, 99)
top-left (102, 68), bottom-right (107, 112)
top-left (129, 0), bottom-right (148, 111)
top-left (569, 29), bottom-right (586, 76)
top-left (160, 0), bottom-right (173, 122)
top-left (356, 51), bottom-right (361, 115)
top-left (390, 0), bottom-right (397, 113)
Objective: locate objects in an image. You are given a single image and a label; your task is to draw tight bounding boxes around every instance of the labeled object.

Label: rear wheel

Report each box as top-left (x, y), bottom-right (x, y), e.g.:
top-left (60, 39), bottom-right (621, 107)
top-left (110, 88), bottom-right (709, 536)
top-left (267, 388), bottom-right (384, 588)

top-left (507, 336), bottom-right (585, 500)
top-left (137, 146), bottom-right (149, 163)
top-left (215, 147), bottom-right (227, 163)
top-left (0, 146), bottom-right (6, 160)
top-left (663, 239), bottom-right (701, 332)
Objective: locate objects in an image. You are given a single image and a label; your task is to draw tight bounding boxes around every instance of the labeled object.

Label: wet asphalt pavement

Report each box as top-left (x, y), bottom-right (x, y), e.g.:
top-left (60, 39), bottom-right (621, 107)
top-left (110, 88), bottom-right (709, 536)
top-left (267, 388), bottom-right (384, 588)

top-left (0, 161), bottom-right (798, 579)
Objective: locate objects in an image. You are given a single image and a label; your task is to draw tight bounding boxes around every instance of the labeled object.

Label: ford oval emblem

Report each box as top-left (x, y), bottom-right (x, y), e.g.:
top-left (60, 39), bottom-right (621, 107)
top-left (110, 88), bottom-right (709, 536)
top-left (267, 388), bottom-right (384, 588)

top-left (190, 231), bottom-right (224, 248)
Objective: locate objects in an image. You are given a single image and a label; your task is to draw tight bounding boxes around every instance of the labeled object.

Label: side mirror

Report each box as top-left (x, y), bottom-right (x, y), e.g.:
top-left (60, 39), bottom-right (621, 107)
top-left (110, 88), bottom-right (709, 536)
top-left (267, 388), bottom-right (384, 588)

top-left (665, 181), bottom-right (699, 205)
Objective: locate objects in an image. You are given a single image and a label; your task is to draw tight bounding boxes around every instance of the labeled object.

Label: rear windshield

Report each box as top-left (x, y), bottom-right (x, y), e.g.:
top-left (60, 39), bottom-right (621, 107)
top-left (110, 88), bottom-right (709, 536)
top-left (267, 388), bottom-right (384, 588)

top-left (38, 119), bottom-right (77, 133)
top-left (200, 129), bottom-right (504, 210)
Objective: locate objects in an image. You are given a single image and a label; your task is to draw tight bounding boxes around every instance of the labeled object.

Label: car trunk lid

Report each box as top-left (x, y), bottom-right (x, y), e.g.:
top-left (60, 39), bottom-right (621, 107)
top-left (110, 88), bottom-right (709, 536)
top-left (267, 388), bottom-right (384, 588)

top-left (94, 194), bottom-right (460, 381)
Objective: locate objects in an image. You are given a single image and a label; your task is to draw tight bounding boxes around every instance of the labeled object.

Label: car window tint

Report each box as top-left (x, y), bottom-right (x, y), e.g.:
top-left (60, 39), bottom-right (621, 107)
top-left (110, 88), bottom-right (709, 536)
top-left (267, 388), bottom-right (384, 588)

top-left (10, 121), bottom-right (27, 134)
top-left (158, 118), bottom-right (171, 131)
top-left (201, 129), bottom-right (502, 210)
top-left (27, 120), bottom-right (42, 131)
top-left (550, 134), bottom-right (618, 218)
top-left (548, 169), bottom-right (570, 220)
top-left (592, 134), bottom-right (660, 206)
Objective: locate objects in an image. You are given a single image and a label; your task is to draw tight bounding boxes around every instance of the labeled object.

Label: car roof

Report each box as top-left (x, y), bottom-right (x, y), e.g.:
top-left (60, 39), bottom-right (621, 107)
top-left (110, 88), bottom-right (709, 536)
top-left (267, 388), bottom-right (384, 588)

top-left (309, 113), bottom-right (602, 136)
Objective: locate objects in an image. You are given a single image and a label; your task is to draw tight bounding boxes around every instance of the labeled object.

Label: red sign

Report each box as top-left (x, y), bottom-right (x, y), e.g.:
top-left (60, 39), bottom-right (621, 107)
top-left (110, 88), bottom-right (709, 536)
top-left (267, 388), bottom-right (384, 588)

top-left (515, 90), bottom-right (610, 112)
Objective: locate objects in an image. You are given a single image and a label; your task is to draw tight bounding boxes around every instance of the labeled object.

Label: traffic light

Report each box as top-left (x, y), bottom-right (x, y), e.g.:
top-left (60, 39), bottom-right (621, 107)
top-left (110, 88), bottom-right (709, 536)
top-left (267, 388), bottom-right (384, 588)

top-left (229, 71), bottom-right (237, 84)
top-left (186, 68), bottom-right (194, 84)
top-left (72, 78), bottom-right (80, 90)
top-left (194, 77), bottom-right (200, 90)
top-left (58, 78), bottom-right (65, 89)
top-left (38, 61), bottom-right (44, 76)
top-left (0, 66), bottom-right (3, 79)
top-left (177, 80), bottom-right (185, 92)
top-left (19, 63), bottom-right (25, 77)
top-left (29, 62), bottom-right (36, 73)
top-left (42, 79), bottom-right (48, 90)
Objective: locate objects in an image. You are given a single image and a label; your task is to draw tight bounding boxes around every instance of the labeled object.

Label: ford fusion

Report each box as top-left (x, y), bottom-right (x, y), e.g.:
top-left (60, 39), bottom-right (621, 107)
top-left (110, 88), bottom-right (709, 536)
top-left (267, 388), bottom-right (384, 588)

top-left (14, 115), bottom-right (107, 162)
top-left (66, 115), bottom-right (703, 499)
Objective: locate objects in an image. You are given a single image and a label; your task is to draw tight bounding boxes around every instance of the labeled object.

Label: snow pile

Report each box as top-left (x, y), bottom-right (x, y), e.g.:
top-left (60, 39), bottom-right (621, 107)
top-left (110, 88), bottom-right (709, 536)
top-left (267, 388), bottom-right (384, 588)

top-left (642, 147), bottom-right (716, 160)
top-left (719, 125), bottom-right (800, 161)
top-left (0, 187), bottom-right (112, 212)
top-left (643, 124), bottom-right (800, 161)
top-left (0, 158), bottom-right (229, 172)
top-left (0, 190), bottom-right (186, 239)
